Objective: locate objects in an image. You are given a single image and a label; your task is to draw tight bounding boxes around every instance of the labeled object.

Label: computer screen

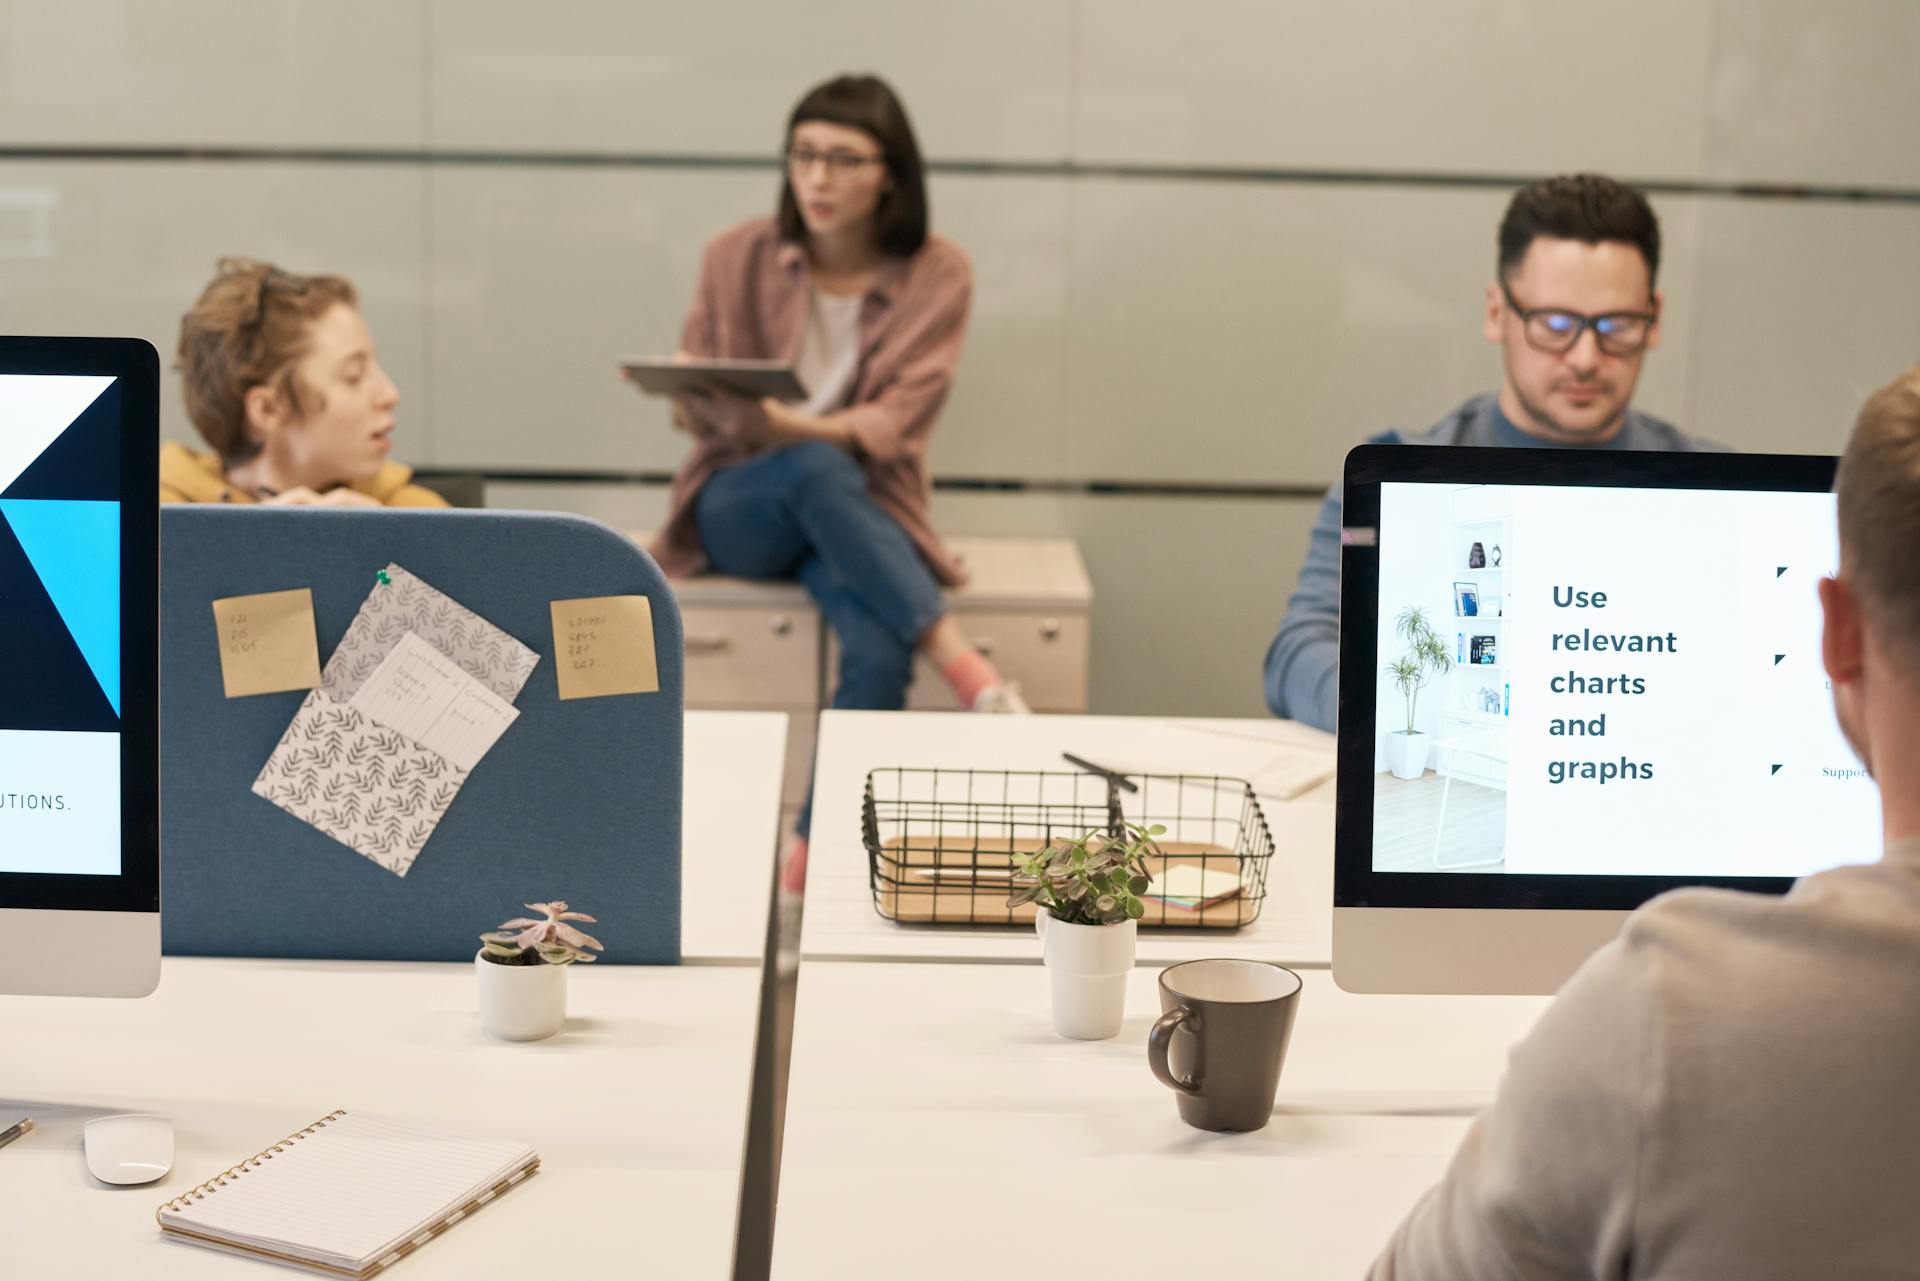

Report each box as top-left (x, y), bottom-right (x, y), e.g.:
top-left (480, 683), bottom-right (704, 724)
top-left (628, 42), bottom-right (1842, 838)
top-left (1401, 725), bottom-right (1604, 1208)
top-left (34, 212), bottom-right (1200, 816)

top-left (1333, 445), bottom-right (1880, 993)
top-left (0, 337), bottom-right (159, 997)
top-left (1370, 479), bottom-right (1877, 879)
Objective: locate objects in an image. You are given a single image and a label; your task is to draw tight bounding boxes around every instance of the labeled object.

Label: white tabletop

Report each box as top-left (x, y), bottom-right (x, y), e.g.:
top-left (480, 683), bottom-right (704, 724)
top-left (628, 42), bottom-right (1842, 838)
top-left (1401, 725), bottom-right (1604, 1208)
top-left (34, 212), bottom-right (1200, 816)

top-left (0, 956), bottom-right (760, 1279)
top-left (772, 961), bottom-right (1548, 1280)
top-left (681, 709), bottom-right (787, 964)
top-left (800, 711), bottom-right (1338, 965)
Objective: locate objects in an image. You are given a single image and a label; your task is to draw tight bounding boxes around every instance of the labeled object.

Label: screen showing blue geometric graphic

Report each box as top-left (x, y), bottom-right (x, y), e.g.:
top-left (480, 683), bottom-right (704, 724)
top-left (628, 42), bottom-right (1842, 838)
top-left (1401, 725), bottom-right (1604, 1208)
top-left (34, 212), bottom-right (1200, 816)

top-left (1, 374), bottom-right (123, 875)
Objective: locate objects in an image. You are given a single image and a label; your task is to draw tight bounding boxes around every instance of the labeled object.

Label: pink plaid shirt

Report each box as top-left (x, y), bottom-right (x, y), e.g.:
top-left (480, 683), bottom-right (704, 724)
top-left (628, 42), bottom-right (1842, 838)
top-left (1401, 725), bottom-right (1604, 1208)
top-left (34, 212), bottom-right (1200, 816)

top-left (650, 216), bottom-right (972, 588)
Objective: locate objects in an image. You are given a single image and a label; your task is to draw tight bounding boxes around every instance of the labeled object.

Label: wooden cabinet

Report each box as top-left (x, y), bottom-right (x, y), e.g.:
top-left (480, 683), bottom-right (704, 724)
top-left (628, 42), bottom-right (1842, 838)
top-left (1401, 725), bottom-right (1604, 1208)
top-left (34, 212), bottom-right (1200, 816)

top-left (641, 534), bottom-right (1093, 813)
top-left (840, 538), bottom-right (1094, 713)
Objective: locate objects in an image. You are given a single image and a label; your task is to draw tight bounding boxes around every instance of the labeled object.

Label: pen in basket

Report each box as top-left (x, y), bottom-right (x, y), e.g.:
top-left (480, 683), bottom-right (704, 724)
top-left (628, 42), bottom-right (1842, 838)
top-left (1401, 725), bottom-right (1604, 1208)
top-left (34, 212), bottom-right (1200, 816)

top-left (1061, 752), bottom-right (1137, 838)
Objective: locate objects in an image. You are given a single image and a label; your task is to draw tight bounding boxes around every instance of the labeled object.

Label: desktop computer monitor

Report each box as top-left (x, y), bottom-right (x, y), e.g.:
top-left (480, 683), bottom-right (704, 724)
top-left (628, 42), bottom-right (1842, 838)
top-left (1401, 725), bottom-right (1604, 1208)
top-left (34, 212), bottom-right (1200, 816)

top-left (0, 337), bottom-right (159, 997)
top-left (1333, 444), bottom-right (1880, 994)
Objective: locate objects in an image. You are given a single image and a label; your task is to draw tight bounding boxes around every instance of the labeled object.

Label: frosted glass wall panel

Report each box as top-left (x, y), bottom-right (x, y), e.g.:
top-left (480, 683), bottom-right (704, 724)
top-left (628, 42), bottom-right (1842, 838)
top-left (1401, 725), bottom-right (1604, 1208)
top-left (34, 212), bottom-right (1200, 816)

top-left (0, 1), bottom-right (426, 147)
top-left (0, 161), bottom-right (428, 459)
top-left (1062, 181), bottom-right (1699, 486)
top-left (429, 166), bottom-right (1071, 476)
top-left (939, 491), bottom-right (1322, 717)
top-left (922, 174), bottom-right (1071, 480)
top-left (429, 0), bottom-right (1072, 161)
top-left (483, 481), bottom-right (669, 533)
top-left (1073, 0), bottom-right (1713, 180)
top-left (1688, 199), bottom-right (1920, 456)
top-left (1704, 1), bottom-right (1920, 189)
top-left (428, 166), bottom-right (768, 470)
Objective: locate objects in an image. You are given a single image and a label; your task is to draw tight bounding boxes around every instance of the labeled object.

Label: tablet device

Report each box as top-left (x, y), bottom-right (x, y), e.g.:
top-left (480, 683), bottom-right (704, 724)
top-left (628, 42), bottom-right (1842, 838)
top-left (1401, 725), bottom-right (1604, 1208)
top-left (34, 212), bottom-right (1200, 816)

top-left (620, 357), bottom-right (806, 402)
top-left (1332, 444), bottom-right (1879, 993)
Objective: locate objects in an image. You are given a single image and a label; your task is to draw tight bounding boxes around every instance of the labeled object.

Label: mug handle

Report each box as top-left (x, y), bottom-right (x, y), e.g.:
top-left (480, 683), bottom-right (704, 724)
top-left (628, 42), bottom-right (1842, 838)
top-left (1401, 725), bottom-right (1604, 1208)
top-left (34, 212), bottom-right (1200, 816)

top-left (1147, 1008), bottom-right (1202, 1095)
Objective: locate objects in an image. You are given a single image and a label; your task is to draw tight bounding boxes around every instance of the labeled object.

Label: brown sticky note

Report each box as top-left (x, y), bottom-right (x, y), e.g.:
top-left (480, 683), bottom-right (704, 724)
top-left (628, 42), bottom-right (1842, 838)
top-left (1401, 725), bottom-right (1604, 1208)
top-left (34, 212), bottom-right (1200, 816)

top-left (211, 588), bottom-right (321, 698)
top-left (551, 595), bottom-right (659, 700)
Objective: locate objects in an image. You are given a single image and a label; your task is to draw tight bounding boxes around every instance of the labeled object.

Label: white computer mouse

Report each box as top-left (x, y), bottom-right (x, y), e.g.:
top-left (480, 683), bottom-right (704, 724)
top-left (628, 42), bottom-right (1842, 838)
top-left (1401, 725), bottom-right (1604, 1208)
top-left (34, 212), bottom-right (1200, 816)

top-left (83, 1114), bottom-right (173, 1186)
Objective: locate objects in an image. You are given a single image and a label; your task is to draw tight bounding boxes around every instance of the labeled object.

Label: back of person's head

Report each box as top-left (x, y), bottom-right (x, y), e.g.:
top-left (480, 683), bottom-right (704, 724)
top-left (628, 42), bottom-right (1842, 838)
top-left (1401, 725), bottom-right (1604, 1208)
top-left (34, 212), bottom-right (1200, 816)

top-left (1836, 365), bottom-right (1920, 673)
top-left (1498, 174), bottom-right (1661, 289)
top-left (176, 257), bottom-right (358, 465)
top-left (777, 73), bottom-right (928, 256)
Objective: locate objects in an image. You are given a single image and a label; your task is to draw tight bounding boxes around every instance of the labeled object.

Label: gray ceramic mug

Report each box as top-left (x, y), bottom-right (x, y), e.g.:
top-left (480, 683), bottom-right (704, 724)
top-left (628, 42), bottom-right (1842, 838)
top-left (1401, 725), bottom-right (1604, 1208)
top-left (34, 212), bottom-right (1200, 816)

top-left (1147, 958), bottom-right (1302, 1132)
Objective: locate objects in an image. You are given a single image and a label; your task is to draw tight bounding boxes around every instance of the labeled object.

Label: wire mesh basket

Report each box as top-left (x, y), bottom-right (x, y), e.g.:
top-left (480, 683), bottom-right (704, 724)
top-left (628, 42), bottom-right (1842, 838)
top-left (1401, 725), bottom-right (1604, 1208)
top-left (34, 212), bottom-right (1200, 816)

top-left (861, 767), bottom-right (1274, 928)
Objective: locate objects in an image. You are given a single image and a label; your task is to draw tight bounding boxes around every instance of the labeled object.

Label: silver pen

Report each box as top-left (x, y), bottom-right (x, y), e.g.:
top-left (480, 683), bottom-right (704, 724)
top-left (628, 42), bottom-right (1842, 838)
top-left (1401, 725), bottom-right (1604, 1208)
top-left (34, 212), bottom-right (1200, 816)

top-left (0, 1117), bottom-right (34, 1152)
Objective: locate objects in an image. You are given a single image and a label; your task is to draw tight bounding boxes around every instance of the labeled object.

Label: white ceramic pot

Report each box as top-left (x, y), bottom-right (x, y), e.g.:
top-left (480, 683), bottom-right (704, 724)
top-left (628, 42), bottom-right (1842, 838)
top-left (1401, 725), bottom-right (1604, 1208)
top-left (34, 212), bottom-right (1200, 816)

top-left (1388, 730), bottom-right (1430, 781)
top-left (1037, 913), bottom-right (1137, 1040)
top-left (475, 950), bottom-right (567, 1041)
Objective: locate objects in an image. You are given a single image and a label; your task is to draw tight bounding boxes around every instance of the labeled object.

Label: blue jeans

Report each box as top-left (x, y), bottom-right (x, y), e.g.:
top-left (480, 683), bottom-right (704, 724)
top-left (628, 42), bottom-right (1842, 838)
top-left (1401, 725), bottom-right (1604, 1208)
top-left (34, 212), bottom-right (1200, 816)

top-left (695, 440), bottom-right (948, 836)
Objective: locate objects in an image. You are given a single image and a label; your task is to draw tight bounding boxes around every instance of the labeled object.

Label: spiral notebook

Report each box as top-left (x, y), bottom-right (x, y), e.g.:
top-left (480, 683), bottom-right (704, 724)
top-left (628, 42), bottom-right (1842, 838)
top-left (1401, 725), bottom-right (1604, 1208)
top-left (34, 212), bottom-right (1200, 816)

top-left (156, 1111), bottom-right (538, 1278)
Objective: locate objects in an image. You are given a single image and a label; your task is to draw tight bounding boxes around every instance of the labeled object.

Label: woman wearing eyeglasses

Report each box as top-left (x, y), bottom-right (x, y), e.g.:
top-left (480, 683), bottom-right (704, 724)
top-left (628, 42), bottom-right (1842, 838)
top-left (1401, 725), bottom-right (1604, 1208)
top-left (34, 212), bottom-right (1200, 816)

top-left (162, 258), bottom-right (446, 508)
top-left (651, 74), bottom-right (1025, 882)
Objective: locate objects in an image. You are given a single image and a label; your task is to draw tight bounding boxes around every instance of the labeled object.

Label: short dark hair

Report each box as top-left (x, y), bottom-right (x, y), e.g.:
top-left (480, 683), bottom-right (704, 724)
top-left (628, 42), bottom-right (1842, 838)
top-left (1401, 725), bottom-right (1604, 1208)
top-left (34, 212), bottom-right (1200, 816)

top-left (1836, 365), bottom-right (1920, 673)
top-left (776, 74), bottom-right (928, 257)
top-left (1497, 173), bottom-right (1660, 289)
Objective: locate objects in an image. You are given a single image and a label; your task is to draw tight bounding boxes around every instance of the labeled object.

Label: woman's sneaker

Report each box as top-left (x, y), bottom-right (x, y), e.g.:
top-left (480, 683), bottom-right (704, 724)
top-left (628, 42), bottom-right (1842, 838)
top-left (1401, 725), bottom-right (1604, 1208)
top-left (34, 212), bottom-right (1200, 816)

top-left (971, 683), bottom-right (1031, 714)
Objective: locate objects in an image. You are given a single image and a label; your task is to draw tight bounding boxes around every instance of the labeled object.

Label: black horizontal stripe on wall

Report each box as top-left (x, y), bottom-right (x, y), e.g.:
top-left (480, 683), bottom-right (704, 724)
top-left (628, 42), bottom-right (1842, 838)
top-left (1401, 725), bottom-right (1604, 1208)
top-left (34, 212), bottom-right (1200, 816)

top-left (2, 144), bottom-right (1919, 207)
top-left (415, 468), bottom-right (1332, 502)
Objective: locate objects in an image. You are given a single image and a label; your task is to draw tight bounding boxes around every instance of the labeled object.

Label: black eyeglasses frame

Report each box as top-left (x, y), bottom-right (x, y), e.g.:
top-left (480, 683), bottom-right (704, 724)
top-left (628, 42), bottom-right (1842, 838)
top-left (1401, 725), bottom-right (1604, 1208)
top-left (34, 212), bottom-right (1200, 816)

top-left (1499, 280), bottom-right (1657, 357)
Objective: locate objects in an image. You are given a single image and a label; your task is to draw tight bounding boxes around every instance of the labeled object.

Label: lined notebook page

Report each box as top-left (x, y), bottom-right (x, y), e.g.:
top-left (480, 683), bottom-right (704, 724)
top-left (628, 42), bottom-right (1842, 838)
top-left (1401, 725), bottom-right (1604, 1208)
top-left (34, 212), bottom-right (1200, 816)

top-left (160, 1113), bottom-right (534, 1272)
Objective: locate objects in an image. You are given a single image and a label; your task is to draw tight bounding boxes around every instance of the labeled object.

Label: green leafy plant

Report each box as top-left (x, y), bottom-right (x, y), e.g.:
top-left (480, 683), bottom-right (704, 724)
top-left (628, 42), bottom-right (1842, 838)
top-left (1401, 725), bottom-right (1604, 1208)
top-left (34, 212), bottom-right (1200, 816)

top-left (1006, 823), bottom-right (1163, 926)
top-left (480, 900), bottom-right (604, 966)
top-left (1384, 605), bottom-right (1452, 736)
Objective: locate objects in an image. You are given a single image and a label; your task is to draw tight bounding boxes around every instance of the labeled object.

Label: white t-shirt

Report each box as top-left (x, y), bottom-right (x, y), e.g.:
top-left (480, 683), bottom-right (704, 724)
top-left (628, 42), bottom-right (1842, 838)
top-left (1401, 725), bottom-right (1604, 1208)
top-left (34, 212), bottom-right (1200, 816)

top-left (795, 286), bottom-right (864, 417)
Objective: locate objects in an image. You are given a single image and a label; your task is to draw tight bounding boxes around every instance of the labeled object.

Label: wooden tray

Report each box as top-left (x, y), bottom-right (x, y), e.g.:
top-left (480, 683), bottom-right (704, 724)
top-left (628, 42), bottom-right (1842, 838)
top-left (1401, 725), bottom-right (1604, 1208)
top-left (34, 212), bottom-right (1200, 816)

top-left (870, 834), bottom-right (1259, 929)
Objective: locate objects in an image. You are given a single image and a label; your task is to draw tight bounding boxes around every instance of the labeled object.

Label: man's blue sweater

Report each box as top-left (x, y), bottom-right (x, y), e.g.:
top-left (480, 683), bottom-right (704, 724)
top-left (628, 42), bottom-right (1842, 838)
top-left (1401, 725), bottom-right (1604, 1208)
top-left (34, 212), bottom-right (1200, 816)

top-left (1261, 393), bottom-right (1723, 731)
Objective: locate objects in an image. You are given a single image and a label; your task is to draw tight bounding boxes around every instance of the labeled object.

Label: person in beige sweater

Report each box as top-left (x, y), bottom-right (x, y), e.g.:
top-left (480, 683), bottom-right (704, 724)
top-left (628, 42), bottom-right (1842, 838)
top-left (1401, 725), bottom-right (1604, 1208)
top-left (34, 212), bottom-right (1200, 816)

top-left (1371, 363), bottom-right (1920, 1280)
top-left (162, 257), bottom-right (445, 509)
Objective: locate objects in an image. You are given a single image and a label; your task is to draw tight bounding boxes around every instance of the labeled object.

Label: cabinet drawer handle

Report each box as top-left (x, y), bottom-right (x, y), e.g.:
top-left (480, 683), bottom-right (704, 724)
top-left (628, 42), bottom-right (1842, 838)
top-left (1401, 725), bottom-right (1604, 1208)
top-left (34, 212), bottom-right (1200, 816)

top-left (770, 615), bottom-right (793, 637)
top-left (1040, 617), bottom-right (1061, 641)
top-left (970, 637), bottom-right (995, 658)
top-left (686, 635), bottom-right (732, 656)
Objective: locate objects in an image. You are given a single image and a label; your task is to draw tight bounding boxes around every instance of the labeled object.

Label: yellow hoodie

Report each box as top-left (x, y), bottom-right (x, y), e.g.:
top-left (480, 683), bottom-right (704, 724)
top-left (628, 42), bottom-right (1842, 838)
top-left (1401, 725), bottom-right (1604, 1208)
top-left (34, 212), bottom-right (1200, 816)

top-left (158, 442), bottom-right (450, 508)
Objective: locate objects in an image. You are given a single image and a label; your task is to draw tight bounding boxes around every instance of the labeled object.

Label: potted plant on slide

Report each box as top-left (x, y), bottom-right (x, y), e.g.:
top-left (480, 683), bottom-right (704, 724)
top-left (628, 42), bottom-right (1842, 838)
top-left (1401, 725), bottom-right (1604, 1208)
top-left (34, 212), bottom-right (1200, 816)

top-left (475, 901), bottom-right (604, 1041)
top-left (1384, 605), bottom-right (1452, 780)
top-left (1007, 824), bottom-right (1160, 1040)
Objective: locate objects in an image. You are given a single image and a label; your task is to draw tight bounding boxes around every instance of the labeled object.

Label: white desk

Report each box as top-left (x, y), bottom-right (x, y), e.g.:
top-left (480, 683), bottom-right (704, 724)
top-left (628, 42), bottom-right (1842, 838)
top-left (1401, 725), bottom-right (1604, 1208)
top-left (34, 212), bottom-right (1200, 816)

top-left (681, 709), bottom-right (787, 964)
top-left (772, 962), bottom-right (1547, 1279)
top-left (0, 957), bottom-right (760, 1279)
top-left (800, 711), bottom-right (1337, 965)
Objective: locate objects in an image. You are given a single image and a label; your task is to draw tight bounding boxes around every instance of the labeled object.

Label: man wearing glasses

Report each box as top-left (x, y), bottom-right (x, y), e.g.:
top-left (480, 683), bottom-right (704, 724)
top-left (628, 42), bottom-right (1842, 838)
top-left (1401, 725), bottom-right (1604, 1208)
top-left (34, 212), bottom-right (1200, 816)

top-left (1262, 173), bottom-right (1722, 731)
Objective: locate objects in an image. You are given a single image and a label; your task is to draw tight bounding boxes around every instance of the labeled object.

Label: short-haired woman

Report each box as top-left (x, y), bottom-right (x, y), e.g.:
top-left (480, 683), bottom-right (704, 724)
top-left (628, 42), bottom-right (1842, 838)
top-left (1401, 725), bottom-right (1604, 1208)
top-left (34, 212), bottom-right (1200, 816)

top-left (651, 74), bottom-right (1025, 883)
top-left (163, 257), bottom-right (446, 507)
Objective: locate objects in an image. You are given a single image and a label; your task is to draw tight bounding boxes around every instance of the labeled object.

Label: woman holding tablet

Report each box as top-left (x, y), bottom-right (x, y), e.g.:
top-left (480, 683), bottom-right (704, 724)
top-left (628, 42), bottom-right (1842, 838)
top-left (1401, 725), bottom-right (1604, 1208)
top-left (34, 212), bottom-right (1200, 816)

top-left (652, 74), bottom-right (1023, 881)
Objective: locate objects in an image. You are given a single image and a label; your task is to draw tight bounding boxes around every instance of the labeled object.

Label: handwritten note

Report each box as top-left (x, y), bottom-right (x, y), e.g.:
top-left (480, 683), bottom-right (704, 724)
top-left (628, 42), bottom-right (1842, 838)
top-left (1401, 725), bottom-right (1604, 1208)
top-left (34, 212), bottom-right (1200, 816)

top-left (347, 631), bottom-right (519, 772)
top-left (211, 588), bottom-right (321, 698)
top-left (549, 595), bottom-right (658, 700)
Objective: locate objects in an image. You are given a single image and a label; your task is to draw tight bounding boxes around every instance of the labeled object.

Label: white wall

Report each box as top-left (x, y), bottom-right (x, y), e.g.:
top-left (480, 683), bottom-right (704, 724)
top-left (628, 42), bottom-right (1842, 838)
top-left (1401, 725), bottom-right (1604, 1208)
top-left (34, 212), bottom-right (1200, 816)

top-left (4, 0), bottom-right (1917, 716)
top-left (1373, 484), bottom-right (1459, 766)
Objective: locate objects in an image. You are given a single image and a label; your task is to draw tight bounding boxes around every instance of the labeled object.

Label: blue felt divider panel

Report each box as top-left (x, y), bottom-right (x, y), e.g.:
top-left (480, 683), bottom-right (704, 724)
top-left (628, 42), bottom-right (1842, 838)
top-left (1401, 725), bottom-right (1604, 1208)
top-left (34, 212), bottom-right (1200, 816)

top-left (160, 508), bottom-right (683, 963)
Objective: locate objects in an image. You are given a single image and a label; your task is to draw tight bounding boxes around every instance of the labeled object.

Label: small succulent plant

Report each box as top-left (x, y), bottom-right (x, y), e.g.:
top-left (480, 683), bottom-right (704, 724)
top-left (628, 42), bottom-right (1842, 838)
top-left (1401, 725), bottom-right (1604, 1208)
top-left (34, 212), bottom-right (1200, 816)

top-left (1006, 822), bottom-right (1163, 927)
top-left (480, 901), bottom-right (604, 966)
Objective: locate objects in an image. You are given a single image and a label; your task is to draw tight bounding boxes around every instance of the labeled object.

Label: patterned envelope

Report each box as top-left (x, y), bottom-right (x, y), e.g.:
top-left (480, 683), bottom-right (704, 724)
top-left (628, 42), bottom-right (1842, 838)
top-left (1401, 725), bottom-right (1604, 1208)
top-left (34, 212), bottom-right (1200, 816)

top-left (252, 692), bottom-right (467, 876)
top-left (251, 565), bottom-right (539, 877)
top-left (321, 563), bottom-right (539, 703)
